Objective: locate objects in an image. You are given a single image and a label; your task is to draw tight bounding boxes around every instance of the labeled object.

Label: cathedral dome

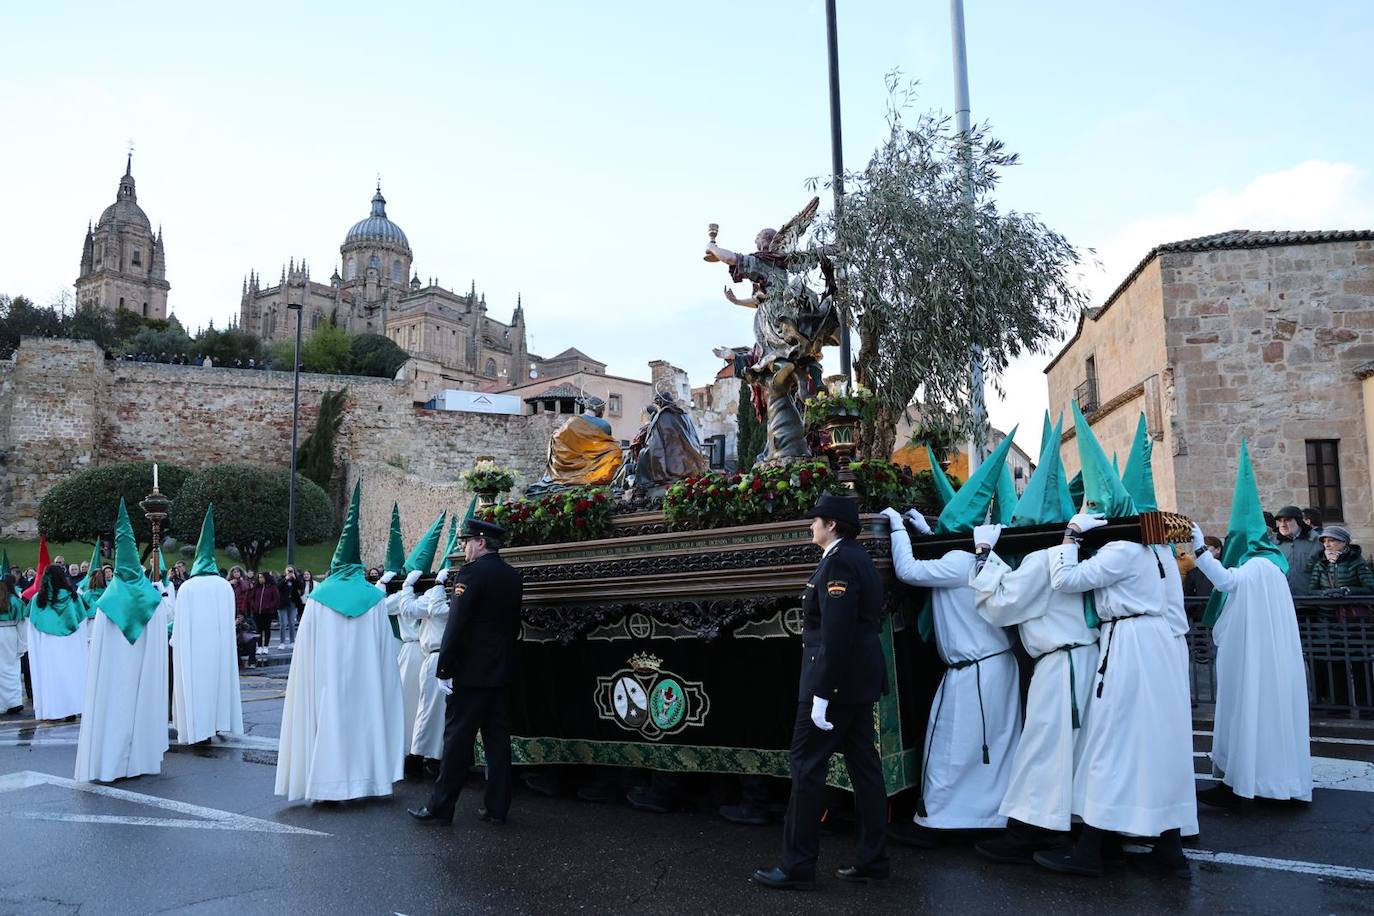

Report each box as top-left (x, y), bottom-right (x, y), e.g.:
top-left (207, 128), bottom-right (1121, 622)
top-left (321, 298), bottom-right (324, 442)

top-left (97, 156), bottom-right (151, 232)
top-left (343, 185), bottom-right (410, 253)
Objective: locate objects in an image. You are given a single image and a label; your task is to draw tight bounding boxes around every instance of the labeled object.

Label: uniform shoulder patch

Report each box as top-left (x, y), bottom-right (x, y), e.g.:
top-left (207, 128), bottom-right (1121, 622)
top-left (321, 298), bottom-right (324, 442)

top-left (453, 583), bottom-right (467, 596)
top-left (826, 580), bottom-right (848, 597)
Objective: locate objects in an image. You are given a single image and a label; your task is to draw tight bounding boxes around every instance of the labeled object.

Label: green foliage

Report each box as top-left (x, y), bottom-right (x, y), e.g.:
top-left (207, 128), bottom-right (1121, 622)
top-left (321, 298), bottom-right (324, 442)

top-left (350, 333), bottom-right (410, 379)
top-left (300, 323), bottom-right (352, 374)
top-left (197, 326), bottom-right (263, 367)
top-left (803, 385), bottom-right (876, 429)
top-left (37, 461), bottom-right (192, 546)
top-left (124, 321), bottom-right (193, 359)
top-left (459, 462), bottom-right (518, 493)
top-left (169, 464), bottom-right (334, 572)
top-left (846, 459), bottom-right (922, 512)
top-left (735, 378), bottom-right (766, 473)
top-left (297, 388), bottom-right (347, 490)
top-left (477, 488), bottom-right (613, 547)
top-left (665, 462), bottom-right (838, 531)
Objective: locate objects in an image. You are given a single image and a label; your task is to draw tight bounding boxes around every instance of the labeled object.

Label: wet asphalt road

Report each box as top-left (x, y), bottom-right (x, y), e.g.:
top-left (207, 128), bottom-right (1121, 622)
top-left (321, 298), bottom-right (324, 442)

top-left (1, 669), bottom-right (1373, 916)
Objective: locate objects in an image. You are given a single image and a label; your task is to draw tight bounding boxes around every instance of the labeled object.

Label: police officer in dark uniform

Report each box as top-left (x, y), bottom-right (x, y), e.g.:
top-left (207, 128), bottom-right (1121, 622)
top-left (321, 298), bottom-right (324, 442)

top-left (753, 494), bottom-right (890, 889)
top-left (409, 518), bottom-right (523, 826)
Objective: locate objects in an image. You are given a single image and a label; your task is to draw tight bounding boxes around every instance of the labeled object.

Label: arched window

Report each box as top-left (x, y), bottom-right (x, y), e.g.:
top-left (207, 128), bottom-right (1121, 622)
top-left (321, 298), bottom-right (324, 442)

top-left (132, 247), bottom-right (142, 266)
top-left (346, 258), bottom-right (357, 280)
top-left (311, 312), bottom-right (321, 330)
top-left (369, 255), bottom-right (380, 270)
top-left (392, 260), bottom-right (402, 282)
top-left (141, 302), bottom-right (148, 317)
top-left (485, 358), bottom-right (497, 377)
top-left (118, 297), bottom-right (125, 310)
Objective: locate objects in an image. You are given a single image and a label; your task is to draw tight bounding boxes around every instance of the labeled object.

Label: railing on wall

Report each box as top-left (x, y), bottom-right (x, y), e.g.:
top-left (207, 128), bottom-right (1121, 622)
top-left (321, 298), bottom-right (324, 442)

top-left (1073, 377), bottom-right (1099, 415)
top-left (1185, 596), bottom-right (1374, 719)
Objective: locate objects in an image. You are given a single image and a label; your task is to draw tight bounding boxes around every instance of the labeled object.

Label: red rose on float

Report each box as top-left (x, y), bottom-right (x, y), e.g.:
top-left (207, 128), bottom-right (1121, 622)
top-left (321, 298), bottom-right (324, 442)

top-left (750, 478), bottom-right (764, 491)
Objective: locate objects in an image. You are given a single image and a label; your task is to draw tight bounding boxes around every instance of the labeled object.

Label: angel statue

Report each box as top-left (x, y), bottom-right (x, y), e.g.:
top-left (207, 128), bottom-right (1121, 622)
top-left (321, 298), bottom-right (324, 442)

top-left (704, 197), bottom-right (840, 463)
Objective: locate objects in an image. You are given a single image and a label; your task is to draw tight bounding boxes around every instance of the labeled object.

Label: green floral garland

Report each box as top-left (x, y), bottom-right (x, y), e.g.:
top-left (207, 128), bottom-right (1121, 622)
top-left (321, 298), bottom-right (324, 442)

top-left (476, 487), bottom-right (612, 547)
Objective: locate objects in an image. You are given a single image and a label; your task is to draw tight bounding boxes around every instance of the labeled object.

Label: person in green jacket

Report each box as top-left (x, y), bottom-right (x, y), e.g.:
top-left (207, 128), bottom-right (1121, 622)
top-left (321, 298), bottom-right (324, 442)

top-left (1309, 526), bottom-right (1374, 597)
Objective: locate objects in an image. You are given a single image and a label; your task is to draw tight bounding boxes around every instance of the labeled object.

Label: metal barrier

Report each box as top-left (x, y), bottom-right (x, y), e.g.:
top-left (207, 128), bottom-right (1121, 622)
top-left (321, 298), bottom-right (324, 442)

top-left (1184, 596), bottom-right (1374, 719)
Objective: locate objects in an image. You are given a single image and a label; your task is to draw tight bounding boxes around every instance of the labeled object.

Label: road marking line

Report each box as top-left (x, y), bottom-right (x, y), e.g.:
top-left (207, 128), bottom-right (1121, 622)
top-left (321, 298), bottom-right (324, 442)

top-left (0, 770), bottom-right (326, 835)
top-left (1186, 849), bottom-right (1374, 884)
top-left (1194, 757), bottom-right (1373, 793)
top-left (1195, 730), bottom-right (1374, 748)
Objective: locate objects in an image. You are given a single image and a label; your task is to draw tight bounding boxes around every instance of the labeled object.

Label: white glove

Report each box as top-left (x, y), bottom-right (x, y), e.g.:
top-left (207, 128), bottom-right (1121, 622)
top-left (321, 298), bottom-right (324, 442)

top-left (435, 567), bottom-right (450, 585)
top-left (810, 696), bottom-right (834, 731)
top-left (1068, 513), bottom-right (1108, 533)
top-left (973, 524), bottom-right (1003, 551)
top-left (438, 677), bottom-right (453, 696)
top-left (904, 509), bottom-right (932, 535)
top-left (378, 570), bottom-right (396, 585)
top-left (1191, 523), bottom-right (1206, 553)
top-left (879, 508), bottom-right (904, 532)
top-left (402, 569), bottom-right (423, 588)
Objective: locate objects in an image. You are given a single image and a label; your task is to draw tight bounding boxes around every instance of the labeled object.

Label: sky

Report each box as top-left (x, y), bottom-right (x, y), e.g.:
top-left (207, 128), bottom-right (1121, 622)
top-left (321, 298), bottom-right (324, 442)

top-left (5, 0), bottom-right (1374, 458)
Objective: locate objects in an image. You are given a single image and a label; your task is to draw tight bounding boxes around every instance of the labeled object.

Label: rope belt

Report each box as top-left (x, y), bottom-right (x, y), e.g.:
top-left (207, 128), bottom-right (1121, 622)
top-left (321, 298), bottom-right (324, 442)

top-left (915, 647), bottom-right (1011, 819)
top-left (1095, 614), bottom-right (1146, 698)
top-left (1036, 643), bottom-right (1096, 728)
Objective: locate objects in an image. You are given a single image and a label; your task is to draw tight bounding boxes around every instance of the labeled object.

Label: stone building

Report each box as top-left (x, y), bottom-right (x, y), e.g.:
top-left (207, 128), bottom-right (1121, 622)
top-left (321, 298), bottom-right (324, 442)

top-left (75, 154), bottom-right (169, 319)
top-left (506, 366), bottom-right (656, 446)
top-left (1044, 229), bottom-right (1374, 543)
top-left (238, 184), bottom-right (529, 390)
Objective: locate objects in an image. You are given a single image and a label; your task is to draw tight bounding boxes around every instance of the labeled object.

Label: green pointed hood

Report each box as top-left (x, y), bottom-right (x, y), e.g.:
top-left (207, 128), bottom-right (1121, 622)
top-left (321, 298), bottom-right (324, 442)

top-left (404, 510), bottom-right (447, 576)
top-left (1068, 470), bottom-right (1084, 512)
top-left (1203, 440), bottom-right (1289, 626)
top-left (189, 504), bottom-right (220, 578)
top-left (925, 445), bottom-right (957, 508)
top-left (384, 502), bottom-right (406, 574)
top-left (1121, 414), bottom-right (1159, 513)
top-left (1012, 419), bottom-right (1074, 527)
top-left (1072, 402), bottom-right (1135, 518)
top-left (934, 426), bottom-right (1018, 534)
top-left (311, 480), bottom-right (383, 617)
top-left (94, 498), bottom-right (164, 644)
top-left (993, 463), bottom-right (1018, 526)
top-left (76, 542), bottom-right (100, 589)
top-left (155, 546), bottom-right (170, 586)
top-left (441, 512), bottom-right (462, 570)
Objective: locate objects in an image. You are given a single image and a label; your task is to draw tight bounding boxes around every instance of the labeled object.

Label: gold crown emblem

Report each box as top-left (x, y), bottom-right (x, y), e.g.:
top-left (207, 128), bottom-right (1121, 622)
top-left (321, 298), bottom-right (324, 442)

top-left (629, 653), bottom-right (662, 673)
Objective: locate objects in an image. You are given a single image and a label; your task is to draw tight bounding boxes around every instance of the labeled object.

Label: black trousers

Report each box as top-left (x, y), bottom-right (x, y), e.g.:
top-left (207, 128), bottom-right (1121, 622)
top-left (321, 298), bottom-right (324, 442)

top-left (426, 685), bottom-right (513, 820)
top-left (781, 701), bottom-right (888, 878)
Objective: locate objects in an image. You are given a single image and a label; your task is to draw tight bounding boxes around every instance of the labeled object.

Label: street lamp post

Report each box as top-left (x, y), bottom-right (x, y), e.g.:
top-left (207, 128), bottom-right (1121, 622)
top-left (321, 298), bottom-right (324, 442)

top-left (824, 0), bottom-right (851, 390)
top-left (286, 288), bottom-right (303, 567)
top-left (950, 0), bottom-right (986, 473)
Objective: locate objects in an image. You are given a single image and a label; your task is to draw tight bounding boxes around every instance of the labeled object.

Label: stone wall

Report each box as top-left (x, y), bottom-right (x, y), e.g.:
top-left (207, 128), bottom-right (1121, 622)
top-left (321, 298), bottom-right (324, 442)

top-left (0, 337), bottom-right (558, 540)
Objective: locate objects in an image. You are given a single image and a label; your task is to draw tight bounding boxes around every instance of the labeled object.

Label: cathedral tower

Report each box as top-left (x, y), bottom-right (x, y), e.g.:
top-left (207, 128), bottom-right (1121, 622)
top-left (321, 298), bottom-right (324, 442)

top-left (75, 153), bottom-right (170, 318)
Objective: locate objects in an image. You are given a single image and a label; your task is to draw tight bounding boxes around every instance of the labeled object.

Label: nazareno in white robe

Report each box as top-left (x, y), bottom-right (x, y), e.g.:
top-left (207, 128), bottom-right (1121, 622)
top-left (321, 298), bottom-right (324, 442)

top-left (1195, 551), bottom-right (1312, 801)
top-left (402, 584), bottom-right (449, 760)
top-left (0, 618), bottom-right (23, 711)
top-left (890, 527), bottom-right (1021, 830)
top-left (74, 584), bottom-right (172, 782)
top-left (275, 594), bottom-right (405, 801)
top-left (28, 619), bottom-right (88, 721)
top-left (1049, 541), bottom-right (1198, 837)
top-left (972, 548), bottom-right (1099, 831)
top-left (388, 586), bottom-right (424, 757)
top-left (171, 575), bottom-right (244, 744)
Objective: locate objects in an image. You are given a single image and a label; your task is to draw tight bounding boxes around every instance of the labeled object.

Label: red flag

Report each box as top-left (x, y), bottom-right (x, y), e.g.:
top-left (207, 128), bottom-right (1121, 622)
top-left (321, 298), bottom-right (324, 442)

top-left (20, 535), bottom-right (49, 602)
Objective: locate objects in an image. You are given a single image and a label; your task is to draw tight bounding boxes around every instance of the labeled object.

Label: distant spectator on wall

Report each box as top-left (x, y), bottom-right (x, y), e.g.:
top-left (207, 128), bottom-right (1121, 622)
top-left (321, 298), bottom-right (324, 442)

top-left (1302, 508), bottom-right (1324, 539)
top-left (1274, 506), bottom-right (1321, 596)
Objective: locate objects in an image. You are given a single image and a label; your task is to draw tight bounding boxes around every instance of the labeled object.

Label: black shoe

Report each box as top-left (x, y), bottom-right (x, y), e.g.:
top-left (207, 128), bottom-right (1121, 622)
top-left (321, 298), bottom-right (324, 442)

top-left (625, 785), bottom-right (673, 814)
top-left (523, 772), bottom-right (563, 797)
top-left (1131, 849), bottom-right (1192, 879)
top-left (477, 806), bottom-right (506, 826)
top-left (886, 822), bottom-right (939, 849)
top-left (836, 865), bottom-right (889, 883)
top-left (4, 706), bottom-right (22, 716)
top-left (422, 758), bottom-right (442, 779)
top-left (719, 803), bottom-right (770, 826)
top-left (408, 807), bottom-right (452, 825)
top-left (751, 866), bottom-right (815, 890)
top-left (1197, 783), bottom-right (1242, 809)
top-left (1033, 847), bottom-right (1104, 878)
top-left (576, 783), bottom-right (618, 804)
top-left (975, 835), bottom-right (1041, 865)
top-left (403, 755), bottom-right (424, 778)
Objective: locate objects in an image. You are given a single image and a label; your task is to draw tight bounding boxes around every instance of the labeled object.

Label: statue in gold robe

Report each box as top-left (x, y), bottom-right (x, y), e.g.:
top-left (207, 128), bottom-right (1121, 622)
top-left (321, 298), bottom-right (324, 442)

top-left (527, 397), bottom-right (623, 496)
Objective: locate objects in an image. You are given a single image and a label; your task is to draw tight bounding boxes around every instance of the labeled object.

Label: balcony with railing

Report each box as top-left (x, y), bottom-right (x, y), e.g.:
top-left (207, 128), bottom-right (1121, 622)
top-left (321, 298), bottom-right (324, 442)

top-left (1073, 377), bottom-right (1100, 414)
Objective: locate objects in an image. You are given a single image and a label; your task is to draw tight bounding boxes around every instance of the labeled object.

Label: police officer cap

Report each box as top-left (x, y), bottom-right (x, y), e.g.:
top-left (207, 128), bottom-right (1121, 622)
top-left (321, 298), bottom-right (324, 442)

top-left (807, 494), bottom-right (860, 529)
top-left (463, 518), bottom-right (506, 542)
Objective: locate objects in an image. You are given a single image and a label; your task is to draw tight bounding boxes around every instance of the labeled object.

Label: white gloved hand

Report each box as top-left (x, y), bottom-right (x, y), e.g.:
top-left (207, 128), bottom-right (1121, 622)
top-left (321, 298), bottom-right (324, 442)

top-left (435, 567), bottom-right (450, 585)
top-left (1191, 523), bottom-right (1206, 553)
top-left (402, 569), bottom-right (423, 589)
top-left (973, 524), bottom-right (1003, 551)
top-left (378, 570), bottom-right (396, 586)
top-left (1068, 513), bottom-right (1108, 533)
top-left (438, 677), bottom-right (453, 696)
top-left (810, 696), bottom-right (834, 731)
top-left (879, 508), bottom-right (904, 532)
top-left (904, 509), bottom-right (932, 535)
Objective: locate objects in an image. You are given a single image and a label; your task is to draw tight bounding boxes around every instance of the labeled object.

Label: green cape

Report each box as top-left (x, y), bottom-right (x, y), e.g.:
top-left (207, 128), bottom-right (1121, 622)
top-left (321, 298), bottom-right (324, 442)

top-left (29, 589), bottom-right (85, 637)
top-left (1121, 413), bottom-right (1159, 513)
top-left (384, 503), bottom-right (406, 575)
top-left (311, 480), bottom-right (385, 618)
top-left (93, 499), bottom-right (164, 644)
top-left (189, 504), bottom-right (221, 578)
top-left (404, 511), bottom-right (447, 576)
top-left (1202, 440), bottom-right (1289, 627)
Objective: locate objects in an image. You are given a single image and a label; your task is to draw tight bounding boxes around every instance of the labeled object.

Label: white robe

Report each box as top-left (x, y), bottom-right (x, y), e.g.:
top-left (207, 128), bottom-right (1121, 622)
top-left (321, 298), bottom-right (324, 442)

top-left (1049, 541), bottom-right (1198, 837)
top-left (28, 619), bottom-right (88, 720)
top-left (1196, 552), bottom-right (1312, 801)
top-left (403, 585), bottom-right (449, 760)
top-left (74, 587), bottom-right (171, 782)
top-left (171, 575), bottom-right (244, 744)
top-left (275, 595), bottom-right (404, 801)
top-left (972, 549), bottom-right (1099, 831)
top-left (0, 620), bottom-right (22, 710)
top-left (388, 587), bottom-right (424, 756)
top-left (890, 529), bottom-right (1021, 830)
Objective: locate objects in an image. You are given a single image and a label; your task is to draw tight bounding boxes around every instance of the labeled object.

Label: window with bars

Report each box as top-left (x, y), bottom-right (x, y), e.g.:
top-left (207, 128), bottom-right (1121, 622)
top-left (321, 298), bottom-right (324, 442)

top-left (1306, 439), bottom-right (1344, 522)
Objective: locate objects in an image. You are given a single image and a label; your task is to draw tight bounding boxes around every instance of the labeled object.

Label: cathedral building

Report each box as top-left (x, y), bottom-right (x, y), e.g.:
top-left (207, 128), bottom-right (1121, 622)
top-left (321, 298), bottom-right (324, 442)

top-left (75, 154), bottom-right (170, 319)
top-left (239, 184), bottom-right (530, 387)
